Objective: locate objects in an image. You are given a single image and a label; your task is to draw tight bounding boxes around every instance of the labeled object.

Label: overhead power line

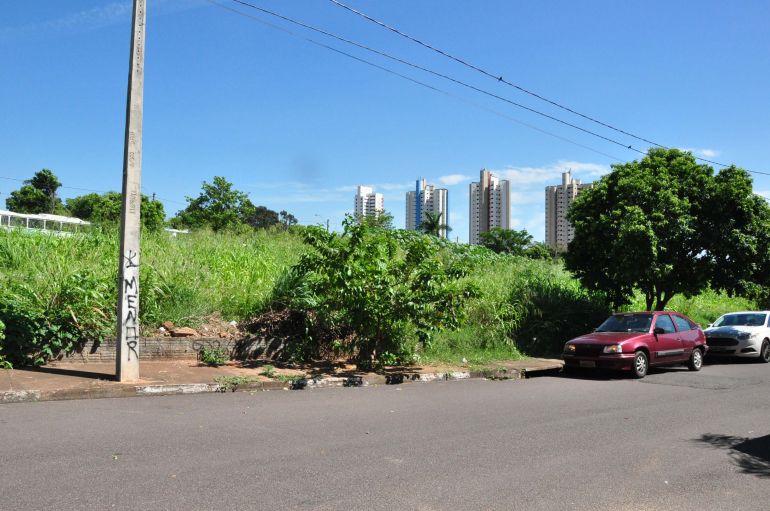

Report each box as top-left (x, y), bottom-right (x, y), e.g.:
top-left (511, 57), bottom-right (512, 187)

top-left (0, 175), bottom-right (187, 206)
top-left (222, 0), bottom-right (644, 157)
top-left (210, 0), bottom-right (626, 162)
top-left (0, 176), bottom-right (108, 194)
top-left (222, 0), bottom-right (769, 176)
top-left (326, 0), bottom-right (756, 172)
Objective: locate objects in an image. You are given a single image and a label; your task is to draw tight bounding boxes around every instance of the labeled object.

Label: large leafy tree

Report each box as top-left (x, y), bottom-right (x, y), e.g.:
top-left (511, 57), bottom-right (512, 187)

top-left (244, 205), bottom-right (279, 230)
top-left (479, 228), bottom-right (533, 255)
top-left (357, 210), bottom-right (394, 230)
top-left (279, 210), bottom-right (298, 230)
top-left (6, 169), bottom-right (63, 214)
top-left (479, 228), bottom-right (554, 260)
top-left (419, 211), bottom-right (451, 237)
top-left (65, 192), bottom-right (165, 231)
top-left (170, 176), bottom-right (283, 232)
top-left (566, 148), bottom-right (770, 310)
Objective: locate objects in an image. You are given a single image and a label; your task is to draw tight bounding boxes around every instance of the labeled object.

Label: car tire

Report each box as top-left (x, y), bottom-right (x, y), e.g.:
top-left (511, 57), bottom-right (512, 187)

top-left (687, 348), bottom-right (703, 371)
top-left (632, 351), bottom-right (648, 379)
top-left (759, 340), bottom-right (770, 364)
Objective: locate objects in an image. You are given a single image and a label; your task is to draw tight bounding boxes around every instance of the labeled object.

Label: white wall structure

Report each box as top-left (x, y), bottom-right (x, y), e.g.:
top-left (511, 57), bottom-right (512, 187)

top-left (545, 170), bottom-right (593, 252)
top-left (0, 210), bottom-right (90, 235)
top-left (354, 185), bottom-right (384, 218)
top-left (405, 178), bottom-right (449, 238)
top-left (469, 169), bottom-right (510, 245)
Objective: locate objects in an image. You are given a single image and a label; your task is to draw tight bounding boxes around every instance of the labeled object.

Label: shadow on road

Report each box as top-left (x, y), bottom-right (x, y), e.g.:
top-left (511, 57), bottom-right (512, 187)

top-left (695, 433), bottom-right (770, 478)
top-left (553, 366), bottom-right (690, 381)
top-left (704, 357), bottom-right (762, 366)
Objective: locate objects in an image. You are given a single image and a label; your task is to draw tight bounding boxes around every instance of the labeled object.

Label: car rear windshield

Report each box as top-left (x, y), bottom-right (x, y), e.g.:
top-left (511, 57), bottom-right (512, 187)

top-left (713, 313), bottom-right (767, 327)
top-left (595, 314), bottom-right (653, 333)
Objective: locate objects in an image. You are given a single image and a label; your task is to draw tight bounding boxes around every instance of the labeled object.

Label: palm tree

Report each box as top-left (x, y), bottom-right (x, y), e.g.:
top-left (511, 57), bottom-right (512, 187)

top-left (419, 211), bottom-right (451, 237)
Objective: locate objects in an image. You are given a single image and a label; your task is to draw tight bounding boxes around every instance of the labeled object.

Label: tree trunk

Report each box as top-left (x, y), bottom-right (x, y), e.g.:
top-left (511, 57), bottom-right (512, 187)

top-left (644, 290), bottom-right (654, 311)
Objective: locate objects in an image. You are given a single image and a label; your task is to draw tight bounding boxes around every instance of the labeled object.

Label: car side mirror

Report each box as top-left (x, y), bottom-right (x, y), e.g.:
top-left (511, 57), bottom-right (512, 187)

top-left (653, 327), bottom-right (665, 335)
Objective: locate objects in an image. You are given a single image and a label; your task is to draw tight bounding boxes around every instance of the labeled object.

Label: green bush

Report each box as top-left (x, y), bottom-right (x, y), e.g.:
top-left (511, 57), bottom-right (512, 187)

top-left (274, 218), bottom-right (476, 367)
top-left (0, 319), bottom-right (9, 369)
top-left (199, 346), bottom-right (228, 366)
top-left (511, 276), bottom-right (610, 356)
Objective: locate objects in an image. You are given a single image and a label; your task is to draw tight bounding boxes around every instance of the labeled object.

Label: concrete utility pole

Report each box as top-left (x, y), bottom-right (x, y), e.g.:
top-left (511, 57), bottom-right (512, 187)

top-left (116, 0), bottom-right (146, 382)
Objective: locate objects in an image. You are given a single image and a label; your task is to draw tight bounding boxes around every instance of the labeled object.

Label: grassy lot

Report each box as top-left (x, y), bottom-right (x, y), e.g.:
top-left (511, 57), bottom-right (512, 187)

top-left (0, 227), bottom-right (757, 366)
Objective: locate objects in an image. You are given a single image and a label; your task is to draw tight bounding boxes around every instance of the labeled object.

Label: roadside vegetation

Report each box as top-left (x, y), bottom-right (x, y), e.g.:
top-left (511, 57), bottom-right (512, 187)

top-left (2, 151), bottom-right (766, 369)
top-left (0, 223), bottom-right (753, 368)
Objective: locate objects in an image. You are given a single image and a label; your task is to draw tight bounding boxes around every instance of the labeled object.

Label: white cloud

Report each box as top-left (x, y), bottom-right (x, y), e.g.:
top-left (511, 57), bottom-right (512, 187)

top-left (0, 0), bottom-right (204, 41)
top-left (438, 174), bottom-right (471, 186)
top-left (335, 181), bottom-right (413, 193)
top-left (377, 182), bottom-right (414, 192)
top-left (494, 160), bottom-right (610, 187)
top-left (681, 147), bottom-right (721, 159)
top-left (251, 192), bottom-right (348, 204)
top-left (510, 191), bottom-right (544, 205)
top-left (757, 190), bottom-right (770, 199)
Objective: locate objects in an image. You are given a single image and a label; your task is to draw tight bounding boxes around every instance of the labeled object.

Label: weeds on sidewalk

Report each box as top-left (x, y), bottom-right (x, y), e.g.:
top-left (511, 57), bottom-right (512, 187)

top-left (214, 375), bottom-right (259, 392)
top-left (199, 346), bottom-right (228, 367)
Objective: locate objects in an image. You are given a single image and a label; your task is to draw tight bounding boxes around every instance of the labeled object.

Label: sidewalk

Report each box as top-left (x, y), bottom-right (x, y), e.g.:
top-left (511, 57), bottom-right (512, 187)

top-left (0, 358), bottom-right (564, 404)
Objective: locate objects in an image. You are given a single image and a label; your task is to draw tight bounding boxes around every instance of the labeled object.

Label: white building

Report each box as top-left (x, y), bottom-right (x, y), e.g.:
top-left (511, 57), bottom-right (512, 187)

top-left (0, 210), bottom-right (90, 236)
top-left (469, 169), bottom-right (510, 245)
top-left (354, 185), bottom-right (384, 219)
top-left (405, 178), bottom-right (449, 238)
top-left (545, 170), bottom-right (592, 252)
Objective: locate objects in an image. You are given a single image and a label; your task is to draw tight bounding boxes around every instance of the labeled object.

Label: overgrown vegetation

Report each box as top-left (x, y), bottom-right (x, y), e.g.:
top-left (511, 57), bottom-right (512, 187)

top-left (199, 346), bottom-right (228, 366)
top-left (0, 319), bottom-right (10, 369)
top-left (0, 228), bottom-right (302, 366)
top-left (271, 219), bottom-right (477, 368)
top-left (0, 218), bottom-right (758, 368)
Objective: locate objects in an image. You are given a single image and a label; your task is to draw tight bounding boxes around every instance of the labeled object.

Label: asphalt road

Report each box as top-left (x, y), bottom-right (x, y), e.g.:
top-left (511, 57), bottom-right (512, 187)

top-left (1, 358), bottom-right (769, 510)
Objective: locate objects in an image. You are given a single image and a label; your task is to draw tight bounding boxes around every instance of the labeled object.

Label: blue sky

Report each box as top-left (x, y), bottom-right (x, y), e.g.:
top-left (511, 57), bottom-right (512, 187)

top-left (2, 0), bottom-right (769, 242)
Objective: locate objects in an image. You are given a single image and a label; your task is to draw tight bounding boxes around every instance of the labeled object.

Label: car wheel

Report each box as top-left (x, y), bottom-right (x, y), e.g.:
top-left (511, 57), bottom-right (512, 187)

top-left (759, 340), bottom-right (770, 364)
top-left (632, 351), bottom-right (648, 379)
top-left (687, 348), bottom-right (703, 371)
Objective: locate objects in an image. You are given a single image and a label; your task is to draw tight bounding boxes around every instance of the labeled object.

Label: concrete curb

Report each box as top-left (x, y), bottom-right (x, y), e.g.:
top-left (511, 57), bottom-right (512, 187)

top-left (0, 361), bottom-right (564, 405)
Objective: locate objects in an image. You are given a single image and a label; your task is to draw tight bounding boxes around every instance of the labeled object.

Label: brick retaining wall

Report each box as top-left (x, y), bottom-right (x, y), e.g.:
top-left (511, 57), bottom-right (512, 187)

top-left (58, 335), bottom-right (288, 363)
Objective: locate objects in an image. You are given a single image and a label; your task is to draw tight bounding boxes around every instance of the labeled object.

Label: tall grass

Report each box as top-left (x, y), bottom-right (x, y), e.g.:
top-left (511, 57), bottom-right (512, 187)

top-left (0, 226), bottom-right (759, 366)
top-left (624, 289), bottom-right (755, 328)
top-left (0, 228), bottom-right (304, 331)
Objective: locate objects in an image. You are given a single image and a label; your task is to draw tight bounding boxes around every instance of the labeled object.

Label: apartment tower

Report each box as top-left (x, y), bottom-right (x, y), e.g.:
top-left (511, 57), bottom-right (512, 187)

top-left (469, 169), bottom-right (510, 245)
top-left (545, 170), bottom-right (592, 251)
top-left (405, 178), bottom-right (449, 238)
top-left (354, 185), bottom-right (384, 218)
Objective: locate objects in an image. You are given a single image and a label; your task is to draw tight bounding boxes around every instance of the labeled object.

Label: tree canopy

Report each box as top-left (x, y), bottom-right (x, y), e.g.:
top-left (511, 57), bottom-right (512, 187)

top-left (356, 210), bottom-right (394, 230)
top-left (65, 192), bottom-right (165, 231)
top-left (419, 211), bottom-right (451, 237)
top-left (170, 176), bottom-right (289, 232)
top-left (565, 148), bottom-right (770, 310)
top-left (5, 169), bottom-right (64, 214)
top-left (479, 228), bottom-right (554, 259)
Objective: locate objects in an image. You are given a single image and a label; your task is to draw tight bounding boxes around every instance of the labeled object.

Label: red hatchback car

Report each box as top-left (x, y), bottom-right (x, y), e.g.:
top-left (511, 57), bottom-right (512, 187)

top-left (562, 312), bottom-right (708, 378)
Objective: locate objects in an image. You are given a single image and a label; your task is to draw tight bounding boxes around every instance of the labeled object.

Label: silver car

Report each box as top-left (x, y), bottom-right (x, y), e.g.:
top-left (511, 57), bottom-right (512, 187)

top-left (704, 311), bottom-right (770, 362)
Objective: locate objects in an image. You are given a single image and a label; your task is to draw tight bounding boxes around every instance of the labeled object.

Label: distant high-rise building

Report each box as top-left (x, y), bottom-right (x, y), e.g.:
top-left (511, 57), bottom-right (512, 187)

top-left (469, 169), bottom-right (510, 245)
top-left (354, 185), bottom-right (384, 218)
top-left (545, 170), bottom-right (592, 252)
top-left (405, 178), bottom-right (449, 238)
